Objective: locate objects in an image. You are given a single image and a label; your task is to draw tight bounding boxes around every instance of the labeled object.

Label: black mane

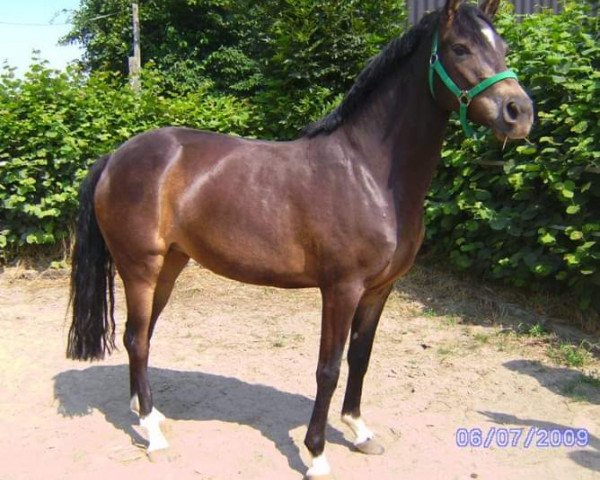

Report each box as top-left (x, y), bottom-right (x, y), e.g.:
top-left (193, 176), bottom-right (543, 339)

top-left (302, 5), bottom-right (490, 138)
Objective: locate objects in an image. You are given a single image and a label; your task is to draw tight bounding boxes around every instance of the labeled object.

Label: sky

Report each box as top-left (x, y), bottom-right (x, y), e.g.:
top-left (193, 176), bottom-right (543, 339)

top-left (0, 0), bottom-right (83, 74)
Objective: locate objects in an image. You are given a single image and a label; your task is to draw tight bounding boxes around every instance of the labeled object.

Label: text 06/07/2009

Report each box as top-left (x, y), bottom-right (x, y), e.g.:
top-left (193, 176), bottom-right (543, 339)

top-left (455, 427), bottom-right (590, 449)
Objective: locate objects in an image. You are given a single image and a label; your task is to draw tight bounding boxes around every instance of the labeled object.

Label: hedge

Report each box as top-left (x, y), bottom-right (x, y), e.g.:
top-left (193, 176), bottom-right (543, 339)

top-left (0, 64), bottom-right (254, 258)
top-left (0, 2), bottom-right (598, 315)
top-left (425, 2), bottom-right (599, 310)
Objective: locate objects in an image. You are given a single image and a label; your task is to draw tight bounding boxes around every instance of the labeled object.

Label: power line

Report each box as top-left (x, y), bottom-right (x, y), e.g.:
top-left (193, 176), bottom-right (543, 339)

top-left (0, 12), bottom-right (120, 28)
top-left (0, 21), bottom-right (70, 27)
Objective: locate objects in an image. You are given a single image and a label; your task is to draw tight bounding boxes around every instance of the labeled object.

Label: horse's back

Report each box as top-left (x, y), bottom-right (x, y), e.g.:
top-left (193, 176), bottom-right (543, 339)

top-left (93, 127), bottom-right (321, 285)
top-left (106, 126), bottom-right (243, 176)
top-left (93, 126), bottom-right (403, 289)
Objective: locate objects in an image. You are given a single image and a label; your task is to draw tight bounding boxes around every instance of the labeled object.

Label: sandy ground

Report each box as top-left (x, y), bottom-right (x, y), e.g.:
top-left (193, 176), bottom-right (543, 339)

top-left (0, 263), bottom-right (599, 480)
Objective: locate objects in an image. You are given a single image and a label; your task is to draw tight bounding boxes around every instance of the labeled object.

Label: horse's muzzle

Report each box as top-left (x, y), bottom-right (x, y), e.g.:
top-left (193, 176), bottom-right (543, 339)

top-left (499, 95), bottom-right (534, 139)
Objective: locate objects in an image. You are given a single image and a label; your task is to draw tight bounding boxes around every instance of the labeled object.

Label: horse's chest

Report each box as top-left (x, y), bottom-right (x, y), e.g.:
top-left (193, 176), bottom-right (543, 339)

top-left (372, 217), bottom-right (425, 286)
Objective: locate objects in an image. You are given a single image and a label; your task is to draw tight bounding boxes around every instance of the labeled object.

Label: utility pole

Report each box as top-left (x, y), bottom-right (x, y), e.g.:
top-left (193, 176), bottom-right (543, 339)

top-left (128, 1), bottom-right (141, 92)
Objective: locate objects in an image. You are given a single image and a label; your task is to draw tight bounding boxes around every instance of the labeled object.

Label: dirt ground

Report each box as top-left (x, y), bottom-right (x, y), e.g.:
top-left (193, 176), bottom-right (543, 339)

top-left (0, 263), bottom-right (599, 480)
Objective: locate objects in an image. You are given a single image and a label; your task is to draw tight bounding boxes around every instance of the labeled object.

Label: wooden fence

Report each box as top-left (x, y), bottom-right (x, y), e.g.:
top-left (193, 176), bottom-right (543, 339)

top-left (406, 0), bottom-right (563, 24)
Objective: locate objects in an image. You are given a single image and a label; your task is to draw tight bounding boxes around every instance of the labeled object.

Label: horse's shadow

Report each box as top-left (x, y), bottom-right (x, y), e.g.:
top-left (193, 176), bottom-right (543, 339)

top-left (53, 365), bottom-right (352, 475)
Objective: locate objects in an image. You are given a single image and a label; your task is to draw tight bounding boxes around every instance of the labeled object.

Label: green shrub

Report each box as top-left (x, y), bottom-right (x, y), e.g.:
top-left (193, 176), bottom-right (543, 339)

top-left (0, 62), bottom-right (254, 258)
top-left (425, 1), bottom-right (599, 311)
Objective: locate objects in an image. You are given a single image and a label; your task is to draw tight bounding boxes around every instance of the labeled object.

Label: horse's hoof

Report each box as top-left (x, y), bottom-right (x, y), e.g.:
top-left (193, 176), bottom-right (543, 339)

top-left (355, 438), bottom-right (385, 455)
top-left (147, 449), bottom-right (170, 463)
top-left (305, 475), bottom-right (335, 480)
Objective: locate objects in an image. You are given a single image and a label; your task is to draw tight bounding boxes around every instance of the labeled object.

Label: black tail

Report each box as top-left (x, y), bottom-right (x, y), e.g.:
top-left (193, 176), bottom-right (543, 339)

top-left (67, 155), bottom-right (116, 361)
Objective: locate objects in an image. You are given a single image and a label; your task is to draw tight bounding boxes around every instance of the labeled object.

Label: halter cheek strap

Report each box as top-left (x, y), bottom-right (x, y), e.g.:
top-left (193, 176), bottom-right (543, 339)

top-left (428, 30), bottom-right (518, 139)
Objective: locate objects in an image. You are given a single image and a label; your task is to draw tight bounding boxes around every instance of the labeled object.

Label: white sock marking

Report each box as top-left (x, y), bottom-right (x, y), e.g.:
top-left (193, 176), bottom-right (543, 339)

top-left (130, 395), bottom-right (140, 414)
top-left (139, 407), bottom-right (169, 452)
top-left (306, 453), bottom-right (331, 477)
top-left (342, 414), bottom-right (374, 445)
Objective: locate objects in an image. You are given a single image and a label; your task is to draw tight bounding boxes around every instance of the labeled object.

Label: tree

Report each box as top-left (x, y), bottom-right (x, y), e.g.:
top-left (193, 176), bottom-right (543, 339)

top-left (63, 0), bottom-right (407, 100)
top-left (63, 0), bottom-right (249, 92)
top-left (250, 0), bottom-right (407, 137)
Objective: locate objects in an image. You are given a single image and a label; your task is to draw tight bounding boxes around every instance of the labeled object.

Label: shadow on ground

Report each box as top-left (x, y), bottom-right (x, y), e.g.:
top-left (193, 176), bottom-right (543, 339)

top-left (53, 365), bottom-right (352, 475)
top-left (479, 410), bottom-right (600, 473)
top-left (393, 259), bottom-right (600, 358)
top-left (475, 358), bottom-right (600, 473)
top-left (504, 359), bottom-right (600, 405)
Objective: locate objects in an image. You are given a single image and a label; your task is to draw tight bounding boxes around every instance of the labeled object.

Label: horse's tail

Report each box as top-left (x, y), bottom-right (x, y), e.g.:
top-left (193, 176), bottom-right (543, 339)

top-left (66, 154), bottom-right (116, 361)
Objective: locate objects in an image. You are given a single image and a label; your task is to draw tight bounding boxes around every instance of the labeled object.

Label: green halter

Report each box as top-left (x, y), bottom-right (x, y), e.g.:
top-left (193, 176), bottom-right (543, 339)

top-left (428, 30), bottom-right (518, 139)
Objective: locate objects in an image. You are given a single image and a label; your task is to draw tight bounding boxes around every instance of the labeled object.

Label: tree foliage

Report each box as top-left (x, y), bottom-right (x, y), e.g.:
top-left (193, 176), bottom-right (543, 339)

top-left (64, 0), bottom-right (246, 91)
top-left (64, 0), bottom-right (405, 95)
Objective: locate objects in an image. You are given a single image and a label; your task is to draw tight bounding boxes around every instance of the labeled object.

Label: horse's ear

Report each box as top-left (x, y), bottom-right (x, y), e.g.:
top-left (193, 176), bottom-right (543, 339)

top-left (441, 0), bottom-right (463, 31)
top-left (480, 0), bottom-right (501, 19)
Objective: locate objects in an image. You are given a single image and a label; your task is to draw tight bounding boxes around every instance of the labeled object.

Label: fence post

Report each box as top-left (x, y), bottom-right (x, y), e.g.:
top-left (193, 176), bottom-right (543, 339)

top-left (128, 1), bottom-right (141, 92)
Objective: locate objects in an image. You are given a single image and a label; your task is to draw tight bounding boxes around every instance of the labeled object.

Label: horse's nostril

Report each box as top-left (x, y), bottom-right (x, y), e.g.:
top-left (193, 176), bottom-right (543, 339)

top-left (504, 101), bottom-right (520, 123)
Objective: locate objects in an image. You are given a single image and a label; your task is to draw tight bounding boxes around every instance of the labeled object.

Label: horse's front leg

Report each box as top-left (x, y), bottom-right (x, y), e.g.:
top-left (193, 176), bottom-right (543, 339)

top-left (341, 284), bottom-right (392, 455)
top-left (304, 283), bottom-right (364, 480)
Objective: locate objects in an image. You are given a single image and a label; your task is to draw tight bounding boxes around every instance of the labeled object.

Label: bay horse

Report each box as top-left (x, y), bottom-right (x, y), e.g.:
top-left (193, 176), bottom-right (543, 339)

top-left (67, 0), bottom-right (533, 478)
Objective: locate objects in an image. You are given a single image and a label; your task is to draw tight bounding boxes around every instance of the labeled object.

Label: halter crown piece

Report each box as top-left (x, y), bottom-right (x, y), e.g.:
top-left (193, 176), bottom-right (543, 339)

top-left (428, 30), bottom-right (518, 139)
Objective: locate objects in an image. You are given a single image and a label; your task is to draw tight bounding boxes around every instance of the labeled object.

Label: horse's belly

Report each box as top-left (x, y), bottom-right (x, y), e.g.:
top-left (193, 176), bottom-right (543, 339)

top-left (173, 199), bottom-right (318, 288)
top-left (177, 236), bottom-right (317, 288)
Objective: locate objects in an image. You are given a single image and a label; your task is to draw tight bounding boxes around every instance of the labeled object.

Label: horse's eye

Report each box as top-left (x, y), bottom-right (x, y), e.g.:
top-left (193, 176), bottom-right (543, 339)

top-left (451, 44), bottom-right (470, 56)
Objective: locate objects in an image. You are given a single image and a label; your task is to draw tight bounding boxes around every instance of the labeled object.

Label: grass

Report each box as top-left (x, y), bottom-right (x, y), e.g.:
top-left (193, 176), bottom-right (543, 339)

top-left (560, 373), bottom-right (600, 403)
top-left (393, 261), bottom-right (600, 374)
top-left (473, 332), bottom-right (490, 344)
top-left (527, 323), bottom-right (547, 337)
top-left (443, 315), bottom-right (460, 327)
top-left (271, 332), bottom-right (304, 349)
top-left (436, 345), bottom-right (456, 357)
top-left (547, 343), bottom-right (591, 368)
top-left (437, 346), bottom-right (455, 356)
top-left (394, 258), bottom-right (599, 335)
top-left (495, 321), bottom-right (594, 368)
top-left (580, 373), bottom-right (600, 388)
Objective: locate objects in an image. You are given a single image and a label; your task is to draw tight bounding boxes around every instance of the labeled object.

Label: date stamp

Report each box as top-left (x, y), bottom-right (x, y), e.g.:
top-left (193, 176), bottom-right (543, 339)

top-left (455, 427), bottom-right (590, 449)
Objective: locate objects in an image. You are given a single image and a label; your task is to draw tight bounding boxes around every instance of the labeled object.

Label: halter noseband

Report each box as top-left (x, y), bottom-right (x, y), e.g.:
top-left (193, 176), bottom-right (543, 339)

top-left (428, 30), bottom-right (518, 139)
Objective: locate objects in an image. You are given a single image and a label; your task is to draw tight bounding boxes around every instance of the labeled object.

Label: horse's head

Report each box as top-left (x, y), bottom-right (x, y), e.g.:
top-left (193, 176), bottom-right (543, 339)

top-left (430, 0), bottom-right (533, 140)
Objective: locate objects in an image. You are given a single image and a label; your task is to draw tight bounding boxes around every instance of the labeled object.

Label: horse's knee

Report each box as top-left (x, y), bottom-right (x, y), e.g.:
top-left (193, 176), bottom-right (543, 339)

top-left (316, 363), bottom-right (341, 391)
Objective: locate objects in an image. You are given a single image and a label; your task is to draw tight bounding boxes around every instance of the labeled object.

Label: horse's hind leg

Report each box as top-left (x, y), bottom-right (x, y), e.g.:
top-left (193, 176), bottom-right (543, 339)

top-left (119, 254), bottom-right (165, 453)
top-left (148, 249), bottom-right (189, 339)
top-left (341, 284), bottom-right (392, 455)
top-left (120, 250), bottom-right (187, 456)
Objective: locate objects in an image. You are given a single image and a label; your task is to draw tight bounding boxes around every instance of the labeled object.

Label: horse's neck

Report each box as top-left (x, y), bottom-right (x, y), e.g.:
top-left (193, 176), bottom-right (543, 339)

top-left (340, 46), bottom-right (450, 212)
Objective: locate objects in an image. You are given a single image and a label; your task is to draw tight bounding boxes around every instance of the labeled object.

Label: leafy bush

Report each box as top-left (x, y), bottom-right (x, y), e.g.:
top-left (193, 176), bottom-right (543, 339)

top-left (425, 1), bottom-right (599, 311)
top-left (1, 1), bottom-right (598, 320)
top-left (0, 62), bottom-right (254, 258)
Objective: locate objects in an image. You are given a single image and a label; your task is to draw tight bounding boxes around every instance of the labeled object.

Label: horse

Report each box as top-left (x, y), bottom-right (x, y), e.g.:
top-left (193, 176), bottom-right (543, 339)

top-left (66, 1), bottom-right (533, 478)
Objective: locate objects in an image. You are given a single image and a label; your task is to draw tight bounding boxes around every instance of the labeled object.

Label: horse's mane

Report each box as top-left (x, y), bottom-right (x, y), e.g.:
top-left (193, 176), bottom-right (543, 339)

top-left (301, 11), bottom-right (440, 138)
